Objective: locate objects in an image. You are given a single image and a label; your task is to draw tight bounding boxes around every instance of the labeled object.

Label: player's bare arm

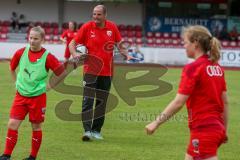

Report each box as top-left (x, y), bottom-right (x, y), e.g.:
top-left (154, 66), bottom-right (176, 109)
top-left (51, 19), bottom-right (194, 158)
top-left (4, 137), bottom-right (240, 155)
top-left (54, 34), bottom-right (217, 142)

top-left (69, 39), bottom-right (78, 58)
top-left (10, 68), bottom-right (17, 82)
top-left (145, 93), bottom-right (189, 135)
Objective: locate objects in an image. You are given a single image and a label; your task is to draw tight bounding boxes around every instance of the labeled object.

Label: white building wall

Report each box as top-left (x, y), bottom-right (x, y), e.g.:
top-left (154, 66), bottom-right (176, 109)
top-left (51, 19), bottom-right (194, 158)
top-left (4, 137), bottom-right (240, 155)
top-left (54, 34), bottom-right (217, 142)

top-left (0, 0), bottom-right (58, 22)
top-left (1, 42), bottom-right (239, 67)
top-left (0, 42), bottom-right (187, 64)
top-left (0, 0), bottom-right (142, 25)
top-left (63, 1), bottom-right (142, 25)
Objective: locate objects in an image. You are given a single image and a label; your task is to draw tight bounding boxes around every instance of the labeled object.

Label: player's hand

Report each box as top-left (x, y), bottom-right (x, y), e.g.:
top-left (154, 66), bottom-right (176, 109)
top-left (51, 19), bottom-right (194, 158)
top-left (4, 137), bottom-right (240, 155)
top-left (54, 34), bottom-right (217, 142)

top-left (79, 53), bottom-right (88, 59)
top-left (126, 55), bottom-right (140, 61)
top-left (71, 53), bottom-right (87, 69)
top-left (72, 52), bottom-right (80, 58)
top-left (145, 121), bottom-right (159, 135)
top-left (46, 83), bottom-right (51, 92)
top-left (61, 39), bottom-right (67, 44)
top-left (73, 53), bottom-right (87, 61)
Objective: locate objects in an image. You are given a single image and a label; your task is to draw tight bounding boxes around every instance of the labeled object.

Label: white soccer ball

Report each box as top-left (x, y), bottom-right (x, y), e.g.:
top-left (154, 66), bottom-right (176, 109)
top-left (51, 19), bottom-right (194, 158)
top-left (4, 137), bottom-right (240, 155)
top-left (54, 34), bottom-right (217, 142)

top-left (76, 44), bottom-right (88, 55)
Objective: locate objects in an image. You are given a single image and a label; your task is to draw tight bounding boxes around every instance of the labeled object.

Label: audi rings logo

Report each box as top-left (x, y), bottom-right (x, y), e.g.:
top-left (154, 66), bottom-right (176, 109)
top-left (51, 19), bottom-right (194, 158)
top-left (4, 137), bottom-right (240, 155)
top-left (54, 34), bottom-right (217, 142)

top-left (206, 65), bottom-right (223, 77)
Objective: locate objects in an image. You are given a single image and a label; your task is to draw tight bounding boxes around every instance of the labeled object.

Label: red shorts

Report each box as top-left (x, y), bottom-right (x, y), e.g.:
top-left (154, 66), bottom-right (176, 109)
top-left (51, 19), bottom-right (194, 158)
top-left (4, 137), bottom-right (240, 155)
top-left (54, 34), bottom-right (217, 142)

top-left (64, 46), bottom-right (71, 59)
top-left (187, 127), bottom-right (226, 159)
top-left (10, 92), bottom-right (47, 123)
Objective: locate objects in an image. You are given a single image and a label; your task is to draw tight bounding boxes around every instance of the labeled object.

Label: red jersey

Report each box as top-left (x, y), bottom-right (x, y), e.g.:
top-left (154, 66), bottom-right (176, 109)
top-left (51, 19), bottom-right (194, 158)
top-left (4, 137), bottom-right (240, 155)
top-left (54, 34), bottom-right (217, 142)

top-left (10, 47), bottom-right (63, 75)
top-left (61, 29), bottom-right (77, 45)
top-left (178, 55), bottom-right (227, 130)
top-left (74, 20), bottom-right (122, 76)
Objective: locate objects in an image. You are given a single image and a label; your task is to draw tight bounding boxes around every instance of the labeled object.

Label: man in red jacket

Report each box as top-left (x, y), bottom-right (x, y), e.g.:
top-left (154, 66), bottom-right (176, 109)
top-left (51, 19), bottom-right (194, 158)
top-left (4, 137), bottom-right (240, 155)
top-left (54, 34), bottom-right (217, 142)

top-left (69, 4), bottom-right (134, 141)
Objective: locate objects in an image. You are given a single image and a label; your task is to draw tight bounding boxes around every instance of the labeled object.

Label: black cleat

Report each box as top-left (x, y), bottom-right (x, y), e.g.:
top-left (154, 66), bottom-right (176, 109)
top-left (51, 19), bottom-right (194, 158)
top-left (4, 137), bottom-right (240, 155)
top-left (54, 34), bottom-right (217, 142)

top-left (82, 134), bottom-right (91, 141)
top-left (82, 131), bottom-right (92, 141)
top-left (0, 154), bottom-right (11, 160)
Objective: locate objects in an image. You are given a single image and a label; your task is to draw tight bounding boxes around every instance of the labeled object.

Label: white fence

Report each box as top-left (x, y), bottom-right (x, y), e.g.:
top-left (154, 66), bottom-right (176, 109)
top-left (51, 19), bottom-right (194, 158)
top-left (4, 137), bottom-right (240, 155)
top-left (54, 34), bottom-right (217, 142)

top-left (0, 42), bottom-right (239, 67)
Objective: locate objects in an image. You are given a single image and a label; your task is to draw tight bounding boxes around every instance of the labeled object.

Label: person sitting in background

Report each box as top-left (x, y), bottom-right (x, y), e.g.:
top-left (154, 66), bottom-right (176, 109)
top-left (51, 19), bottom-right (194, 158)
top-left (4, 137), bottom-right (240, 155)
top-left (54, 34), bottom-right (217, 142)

top-left (212, 26), bottom-right (220, 39)
top-left (18, 14), bottom-right (28, 32)
top-left (11, 12), bottom-right (19, 32)
top-left (229, 26), bottom-right (238, 41)
top-left (219, 26), bottom-right (230, 41)
top-left (127, 44), bottom-right (144, 63)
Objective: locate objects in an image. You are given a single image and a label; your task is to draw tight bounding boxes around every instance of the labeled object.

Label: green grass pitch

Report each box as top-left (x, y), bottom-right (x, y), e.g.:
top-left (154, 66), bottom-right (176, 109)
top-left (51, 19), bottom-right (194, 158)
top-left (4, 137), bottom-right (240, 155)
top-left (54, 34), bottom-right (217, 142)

top-left (0, 62), bottom-right (239, 160)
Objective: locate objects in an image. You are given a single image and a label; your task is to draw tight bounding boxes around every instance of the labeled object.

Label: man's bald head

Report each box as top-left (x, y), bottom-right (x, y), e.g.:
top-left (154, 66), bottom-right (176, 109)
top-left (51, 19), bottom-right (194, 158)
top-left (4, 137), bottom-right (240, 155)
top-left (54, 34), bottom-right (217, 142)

top-left (94, 5), bottom-right (107, 15)
top-left (92, 4), bottom-right (107, 27)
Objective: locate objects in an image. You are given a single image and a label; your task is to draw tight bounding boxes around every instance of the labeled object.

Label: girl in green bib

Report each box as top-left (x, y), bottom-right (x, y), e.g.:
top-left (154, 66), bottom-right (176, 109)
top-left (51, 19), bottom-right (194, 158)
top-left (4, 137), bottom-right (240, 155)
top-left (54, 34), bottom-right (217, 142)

top-left (0, 26), bottom-right (63, 160)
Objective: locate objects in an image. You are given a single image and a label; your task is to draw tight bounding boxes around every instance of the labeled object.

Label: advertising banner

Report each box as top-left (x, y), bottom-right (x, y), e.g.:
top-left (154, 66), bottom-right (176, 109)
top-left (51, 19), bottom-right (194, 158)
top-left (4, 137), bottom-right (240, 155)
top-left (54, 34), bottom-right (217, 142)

top-left (220, 49), bottom-right (240, 67)
top-left (146, 16), bottom-right (227, 33)
top-left (171, 0), bottom-right (227, 3)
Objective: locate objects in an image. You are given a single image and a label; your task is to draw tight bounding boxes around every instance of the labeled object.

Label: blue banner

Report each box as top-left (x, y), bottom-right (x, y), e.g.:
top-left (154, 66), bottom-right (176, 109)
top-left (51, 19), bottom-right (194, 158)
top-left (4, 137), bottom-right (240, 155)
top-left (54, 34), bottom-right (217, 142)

top-left (146, 16), bottom-right (227, 33)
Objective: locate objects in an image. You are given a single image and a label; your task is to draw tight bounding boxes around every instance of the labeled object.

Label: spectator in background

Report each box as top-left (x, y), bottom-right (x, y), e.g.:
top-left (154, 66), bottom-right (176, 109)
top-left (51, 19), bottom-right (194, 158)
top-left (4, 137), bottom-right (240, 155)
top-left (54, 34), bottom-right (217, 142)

top-left (229, 26), bottom-right (238, 41)
top-left (18, 14), bottom-right (28, 32)
top-left (212, 25), bottom-right (220, 39)
top-left (60, 21), bottom-right (77, 61)
top-left (11, 12), bottom-right (19, 32)
top-left (127, 44), bottom-right (144, 63)
top-left (219, 26), bottom-right (230, 41)
top-left (28, 22), bottom-right (35, 30)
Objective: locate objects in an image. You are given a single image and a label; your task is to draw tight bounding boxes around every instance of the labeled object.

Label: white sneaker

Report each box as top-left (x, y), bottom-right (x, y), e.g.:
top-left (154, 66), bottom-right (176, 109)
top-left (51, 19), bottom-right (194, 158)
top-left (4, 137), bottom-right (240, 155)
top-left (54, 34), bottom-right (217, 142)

top-left (82, 131), bottom-right (92, 141)
top-left (92, 131), bottom-right (104, 140)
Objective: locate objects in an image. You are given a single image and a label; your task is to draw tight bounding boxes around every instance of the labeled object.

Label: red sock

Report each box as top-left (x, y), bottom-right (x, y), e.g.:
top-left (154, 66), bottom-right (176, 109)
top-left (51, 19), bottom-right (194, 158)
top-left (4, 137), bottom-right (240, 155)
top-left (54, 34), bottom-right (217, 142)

top-left (30, 130), bottom-right (42, 158)
top-left (4, 129), bottom-right (18, 155)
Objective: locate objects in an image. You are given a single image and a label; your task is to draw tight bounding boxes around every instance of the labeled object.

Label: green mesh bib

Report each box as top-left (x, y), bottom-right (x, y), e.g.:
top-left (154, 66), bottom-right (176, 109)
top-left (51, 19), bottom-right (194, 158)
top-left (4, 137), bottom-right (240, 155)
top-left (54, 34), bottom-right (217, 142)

top-left (16, 46), bottom-right (49, 97)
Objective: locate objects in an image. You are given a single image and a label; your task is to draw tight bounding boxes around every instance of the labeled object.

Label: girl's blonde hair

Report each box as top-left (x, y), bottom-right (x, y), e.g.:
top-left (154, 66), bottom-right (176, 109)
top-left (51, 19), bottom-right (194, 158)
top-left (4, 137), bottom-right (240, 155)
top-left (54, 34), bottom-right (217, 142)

top-left (182, 25), bottom-right (221, 63)
top-left (30, 26), bottom-right (45, 39)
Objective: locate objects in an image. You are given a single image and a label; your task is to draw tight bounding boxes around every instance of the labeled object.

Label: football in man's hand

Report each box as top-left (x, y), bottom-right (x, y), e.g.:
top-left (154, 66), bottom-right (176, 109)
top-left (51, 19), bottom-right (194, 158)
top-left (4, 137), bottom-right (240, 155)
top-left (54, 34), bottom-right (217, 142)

top-left (76, 44), bottom-right (88, 55)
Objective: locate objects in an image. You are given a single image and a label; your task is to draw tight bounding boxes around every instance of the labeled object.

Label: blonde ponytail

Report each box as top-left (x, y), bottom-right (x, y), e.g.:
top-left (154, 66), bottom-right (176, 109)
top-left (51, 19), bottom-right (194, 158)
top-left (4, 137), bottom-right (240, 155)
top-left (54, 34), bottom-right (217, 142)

top-left (209, 37), bottom-right (221, 63)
